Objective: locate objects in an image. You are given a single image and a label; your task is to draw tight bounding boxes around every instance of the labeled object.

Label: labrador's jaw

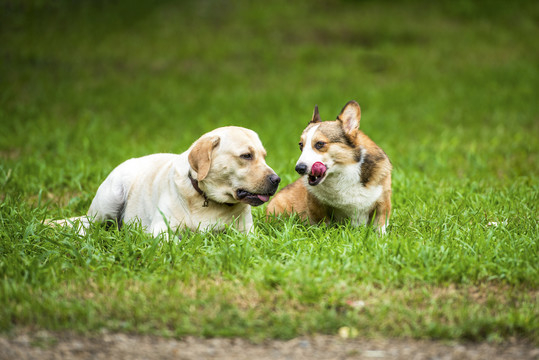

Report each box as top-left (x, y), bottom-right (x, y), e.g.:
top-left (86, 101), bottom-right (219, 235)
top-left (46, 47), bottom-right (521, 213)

top-left (236, 189), bottom-right (273, 206)
top-left (234, 173), bottom-right (280, 206)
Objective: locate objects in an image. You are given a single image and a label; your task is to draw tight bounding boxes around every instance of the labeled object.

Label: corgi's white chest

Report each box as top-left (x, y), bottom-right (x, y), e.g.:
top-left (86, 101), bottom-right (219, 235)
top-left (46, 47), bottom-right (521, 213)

top-left (306, 164), bottom-right (382, 224)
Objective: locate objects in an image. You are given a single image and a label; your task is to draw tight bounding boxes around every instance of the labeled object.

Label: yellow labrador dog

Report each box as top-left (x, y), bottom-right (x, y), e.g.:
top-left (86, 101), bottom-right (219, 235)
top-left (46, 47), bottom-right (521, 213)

top-left (50, 126), bottom-right (280, 236)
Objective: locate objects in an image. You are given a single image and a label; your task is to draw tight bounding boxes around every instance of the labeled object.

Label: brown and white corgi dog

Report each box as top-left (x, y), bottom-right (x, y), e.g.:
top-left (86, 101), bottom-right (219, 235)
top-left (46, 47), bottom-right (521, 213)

top-left (266, 101), bottom-right (392, 233)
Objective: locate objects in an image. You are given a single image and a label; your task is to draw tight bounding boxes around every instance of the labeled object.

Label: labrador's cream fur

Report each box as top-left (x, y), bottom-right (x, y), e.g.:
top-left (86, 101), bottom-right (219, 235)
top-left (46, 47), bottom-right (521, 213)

top-left (50, 126), bottom-right (280, 236)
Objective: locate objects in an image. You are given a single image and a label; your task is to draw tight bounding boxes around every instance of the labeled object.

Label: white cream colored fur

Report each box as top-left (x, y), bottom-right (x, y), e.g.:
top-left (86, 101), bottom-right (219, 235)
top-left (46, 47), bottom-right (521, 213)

top-left (50, 127), bottom-right (278, 237)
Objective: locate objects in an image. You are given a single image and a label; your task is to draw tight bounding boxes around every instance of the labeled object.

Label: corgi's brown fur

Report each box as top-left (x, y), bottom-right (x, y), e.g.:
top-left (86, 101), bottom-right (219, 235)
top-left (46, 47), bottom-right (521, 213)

top-left (266, 101), bottom-right (392, 233)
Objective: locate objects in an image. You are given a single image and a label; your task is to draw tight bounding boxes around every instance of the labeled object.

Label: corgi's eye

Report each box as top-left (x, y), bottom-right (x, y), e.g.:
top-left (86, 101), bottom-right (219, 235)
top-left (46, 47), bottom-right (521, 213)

top-left (314, 141), bottom-right (326, 150)
top-left (298, 142), bottom-right (304, 151)
top-left (240, 153), bottom-right (253, 160)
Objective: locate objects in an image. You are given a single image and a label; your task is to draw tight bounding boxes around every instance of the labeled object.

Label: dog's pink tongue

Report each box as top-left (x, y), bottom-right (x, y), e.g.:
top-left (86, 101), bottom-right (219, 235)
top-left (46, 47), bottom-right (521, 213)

top-left (257, 194), bottom-right (270, 202)
top-left (311, 162), bottom-right (327, 177)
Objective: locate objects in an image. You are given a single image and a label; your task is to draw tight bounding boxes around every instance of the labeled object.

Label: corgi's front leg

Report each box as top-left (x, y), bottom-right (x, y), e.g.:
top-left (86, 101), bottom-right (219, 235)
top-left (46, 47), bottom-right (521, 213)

top-left (371, 196), bottom-right (391, 235)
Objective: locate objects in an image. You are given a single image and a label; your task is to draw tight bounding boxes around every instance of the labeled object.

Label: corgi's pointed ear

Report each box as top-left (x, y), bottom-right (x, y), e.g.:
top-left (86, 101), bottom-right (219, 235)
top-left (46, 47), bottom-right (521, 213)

top-left (337, 100), bottom-right (361, 134)
top-left (310, 105), bottom-right (321, 124)
top-left (188, 135), bottom-right (220, 181)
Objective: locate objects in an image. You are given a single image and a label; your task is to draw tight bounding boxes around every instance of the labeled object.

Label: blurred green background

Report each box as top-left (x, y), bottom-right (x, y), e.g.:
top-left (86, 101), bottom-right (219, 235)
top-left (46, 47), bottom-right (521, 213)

top-left (2, 0), bottom-right (537, 197)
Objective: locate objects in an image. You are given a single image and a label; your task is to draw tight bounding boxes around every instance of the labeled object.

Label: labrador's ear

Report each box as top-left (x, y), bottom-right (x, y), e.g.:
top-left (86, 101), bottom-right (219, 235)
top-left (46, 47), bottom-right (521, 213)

top-left (337, 100), bottom-right (361, 135)
top-left (188, 135), bottom-right (220, 181)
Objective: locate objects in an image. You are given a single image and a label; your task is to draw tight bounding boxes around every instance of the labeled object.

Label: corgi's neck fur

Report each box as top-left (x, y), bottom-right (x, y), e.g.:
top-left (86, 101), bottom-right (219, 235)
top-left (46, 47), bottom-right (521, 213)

top-left (304, 149), bottom-right (383, 225)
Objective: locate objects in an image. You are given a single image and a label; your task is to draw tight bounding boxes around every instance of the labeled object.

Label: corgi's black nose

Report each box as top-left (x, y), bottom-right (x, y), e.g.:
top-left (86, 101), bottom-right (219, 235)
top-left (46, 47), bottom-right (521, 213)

top-left (268, 174), bottom-right (281, 186)
top-left (295, 163), bottom-right (308, 175)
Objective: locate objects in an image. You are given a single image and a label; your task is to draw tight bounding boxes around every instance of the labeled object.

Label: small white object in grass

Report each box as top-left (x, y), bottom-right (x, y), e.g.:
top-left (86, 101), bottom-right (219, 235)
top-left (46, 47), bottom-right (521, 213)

top-left (338, 326), bottom-right (359, 339)
top-left (487, 219), bottom-right (508, 227)
top-left (346, 300), bottom-right (366, 310)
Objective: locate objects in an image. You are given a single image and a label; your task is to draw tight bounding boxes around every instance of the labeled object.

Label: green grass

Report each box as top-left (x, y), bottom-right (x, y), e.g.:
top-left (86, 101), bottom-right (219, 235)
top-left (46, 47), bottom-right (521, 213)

top-left (1, 0), bottom-right (538, 343)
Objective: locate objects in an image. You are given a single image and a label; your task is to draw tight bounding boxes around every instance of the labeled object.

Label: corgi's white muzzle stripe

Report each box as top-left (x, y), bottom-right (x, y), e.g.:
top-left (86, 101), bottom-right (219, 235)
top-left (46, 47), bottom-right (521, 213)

top-left (296, 125), bottom-right (320, 172)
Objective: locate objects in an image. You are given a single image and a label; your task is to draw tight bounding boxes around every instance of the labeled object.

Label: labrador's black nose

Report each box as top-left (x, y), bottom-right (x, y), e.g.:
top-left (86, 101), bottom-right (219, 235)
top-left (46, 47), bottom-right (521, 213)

top-left (268, 174), bottom-right (281, 186)
top-left (295, 163), bottom-right (308, 175)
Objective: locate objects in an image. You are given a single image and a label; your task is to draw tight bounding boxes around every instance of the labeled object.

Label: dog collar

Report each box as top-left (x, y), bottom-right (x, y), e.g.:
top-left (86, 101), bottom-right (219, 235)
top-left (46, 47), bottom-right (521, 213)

top-left (188, 172), bottom-right (209, 207)
top-left (188, 172), bottom-right (235, 208)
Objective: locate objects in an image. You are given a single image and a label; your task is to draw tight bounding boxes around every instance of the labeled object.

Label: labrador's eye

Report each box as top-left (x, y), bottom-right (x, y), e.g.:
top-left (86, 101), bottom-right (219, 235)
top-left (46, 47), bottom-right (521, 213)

top-left (298, 142), bottom-right (304, 151)
top-left (240, 153), bottom-right (253, 160)
top-left (314, 141), bottom-right (326, 150)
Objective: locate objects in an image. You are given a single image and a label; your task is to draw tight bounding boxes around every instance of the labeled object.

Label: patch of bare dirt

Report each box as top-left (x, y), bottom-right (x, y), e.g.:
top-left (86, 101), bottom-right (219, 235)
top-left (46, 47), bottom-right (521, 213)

top-left (0, 331), bottom-right (537, 360)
